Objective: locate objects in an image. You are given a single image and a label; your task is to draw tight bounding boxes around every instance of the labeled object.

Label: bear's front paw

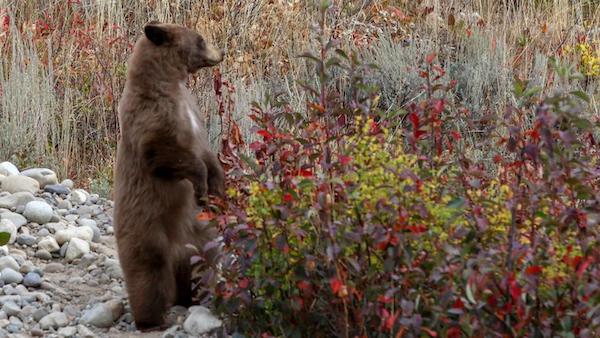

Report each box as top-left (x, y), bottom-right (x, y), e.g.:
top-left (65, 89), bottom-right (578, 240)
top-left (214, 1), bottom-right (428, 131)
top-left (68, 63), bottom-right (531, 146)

top-left (194, 180), bottom-right (208, 206)
top-left (207, 174), bottom-right (225, 198)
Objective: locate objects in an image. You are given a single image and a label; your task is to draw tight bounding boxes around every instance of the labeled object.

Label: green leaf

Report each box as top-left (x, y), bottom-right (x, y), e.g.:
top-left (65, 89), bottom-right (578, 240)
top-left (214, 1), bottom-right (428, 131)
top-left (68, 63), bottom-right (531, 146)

top-left (513, 76), bottom-right (527, 98)
top-left (523, 86), bottom-right (542, 99)
top-left (240, 154), bottom-right (260, 173)
top-left (570, 90), bottom-right (590, 103)
top-left (447, 197), bottom-right (465, 210)
top-left (0, 232), bottom-right (10, 246)
top-left (466, 283), bottom-right (476, 304)
top-left (320, 0), bottom-right (331, 10)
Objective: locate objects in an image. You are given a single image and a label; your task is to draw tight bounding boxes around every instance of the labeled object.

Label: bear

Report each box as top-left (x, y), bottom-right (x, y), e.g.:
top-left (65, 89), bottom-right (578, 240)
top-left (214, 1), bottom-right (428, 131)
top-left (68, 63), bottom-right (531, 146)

top-left (113, 22), bottom-right (225, 331)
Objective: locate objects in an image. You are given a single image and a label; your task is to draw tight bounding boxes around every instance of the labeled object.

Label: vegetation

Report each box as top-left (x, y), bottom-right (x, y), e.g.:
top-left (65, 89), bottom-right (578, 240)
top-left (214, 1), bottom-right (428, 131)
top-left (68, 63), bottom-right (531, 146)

top-left (1, 0), bottom-right (599, 336)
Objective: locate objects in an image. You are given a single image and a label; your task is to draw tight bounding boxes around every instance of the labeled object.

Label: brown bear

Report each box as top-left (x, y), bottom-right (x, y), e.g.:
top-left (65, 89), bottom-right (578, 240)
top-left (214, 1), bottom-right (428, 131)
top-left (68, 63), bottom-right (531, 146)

top-left (113, 22), bottom-right (225, 331)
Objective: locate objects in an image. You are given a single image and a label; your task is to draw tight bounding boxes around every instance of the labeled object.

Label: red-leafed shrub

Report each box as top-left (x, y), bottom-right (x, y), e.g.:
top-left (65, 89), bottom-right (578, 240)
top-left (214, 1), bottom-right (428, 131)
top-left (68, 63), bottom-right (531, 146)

top-left (200, 4), bottom-right (600, 338)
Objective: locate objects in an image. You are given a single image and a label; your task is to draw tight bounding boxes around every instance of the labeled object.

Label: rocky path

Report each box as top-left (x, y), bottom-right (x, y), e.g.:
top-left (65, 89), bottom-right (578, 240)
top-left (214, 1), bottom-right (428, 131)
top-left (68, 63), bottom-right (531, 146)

top-left (0, 162), bottom-right (222, 338)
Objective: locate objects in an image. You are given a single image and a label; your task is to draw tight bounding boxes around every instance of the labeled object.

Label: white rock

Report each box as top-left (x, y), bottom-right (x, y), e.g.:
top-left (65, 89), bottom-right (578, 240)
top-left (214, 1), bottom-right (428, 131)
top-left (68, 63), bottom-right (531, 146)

top-left (0, 162), bottom-right (19, 176)
top-left (76, 218), bottom-right (97, 228)
top-left (39, 311), bottom-right (69, 329)
top-left (76, 324), bottom-right (95, 337)
top-left (55, 226), bottom-right (94, 245)
top-left (183, 306), bottom-right (222, 336)
top-left (61, 179), bottom-right (74, 189)
top-left (0, 212), bottom-right (26, 229)
top-left (0, 175), bottom-right (39, 194)
top-left (0, 256), bottom-right (19, 271)
top-left (0, 192), bottom-right (35, 209)
top-left (38, 236), bottom-right (60, 252)
top-left (69, 189), bottom-right (88, 205)
top-left (80, 299), bottom-right (123, 328)
top-left (1, 301), bottom-right (20, 316)
top-left (57, 326), bottom-right (77, 336)
top-left (65, 238), bottom-right (90, 261)
top-left (0, 219), bottom-right (17, 244)
top-left (20, 168), bottom-right (58, 188)
top-left (0, 268), bottom-right (23, 284)
top-left (23, 201), bottom-right (53, 224)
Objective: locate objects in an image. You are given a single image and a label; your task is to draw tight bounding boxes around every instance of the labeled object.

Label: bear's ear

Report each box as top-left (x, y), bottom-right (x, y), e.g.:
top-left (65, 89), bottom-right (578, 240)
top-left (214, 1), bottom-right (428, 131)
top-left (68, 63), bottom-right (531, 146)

top-left (144, 23), bottom-right (171, 46)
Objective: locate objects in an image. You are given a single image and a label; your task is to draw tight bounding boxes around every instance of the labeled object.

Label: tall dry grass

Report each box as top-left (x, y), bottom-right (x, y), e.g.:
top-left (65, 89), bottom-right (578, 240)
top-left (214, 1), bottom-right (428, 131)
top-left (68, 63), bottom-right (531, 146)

top-left (0, 0), bottom-right (597, 195)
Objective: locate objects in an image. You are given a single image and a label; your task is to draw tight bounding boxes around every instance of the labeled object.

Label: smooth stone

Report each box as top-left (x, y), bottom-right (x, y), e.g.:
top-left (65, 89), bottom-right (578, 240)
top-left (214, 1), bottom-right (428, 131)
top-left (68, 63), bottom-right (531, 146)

top-left (34, 250), bottom-right (52, 260)
top-left (1, 302), bottom-right (20, 317)
top-left (20, 169), bottom-right (58, 189)
top-left (57, 326), bottom-right (77, 336)
top-left (0, 176), bottom-right (39, 194)
top-left (44, 263), bottom-right (64, 273)
top-left (45, 222), bottom-right (67, 233)
top-left (15, 234), bottom-right (36, 247)
top-left (37, 228), bottom-right (49, 237)
top-left (0, 257), bottom-right (19, 271)
top-left (0, 268), bottom-right (23, 284)
top-left (76, 324), bottom-right (95, 337)
top-left (104, 259), bottom-right (123, 279)
top-left (69, 190), bottom-right (88, 205)
top-left (18, 262), bottom-right (34, 274)
top-left (0, 212), bottom-right (26, 229)
top-left (55, 227), bottom-right (93, 245)
top-left (22, 201), bottom-right (53, 225)
top-left (60, 179), bottom-right (74, 189)
top-left (183, 306), bottom-right (222, 335)
top-left (31, 328), bottom-right (44, 336)
top-left (0, 220), bottom-right (17, 244)
top-left (76, 219), bottom-right (96, 228)
top-left (33, 308), bottom-right (49, 321)
top-left (0, 192), bottom-right (35, 210)
top-left (43, 184), bottom-right (70, 195)
top-left (23, 272), bottom-right (42, 288)
top-left (39, 312), bottom-right (69, 329)
top-left (89, 225), bottom-right (101, 243)
top-left (59, 243), bottom-right (68, 258)
top-left (56, 199), bottom-right (72, 210)
top-left (37, 236), bottom-right (60, 252)
top-left (0, 163), bottom-right (19, 176)
top-left (80, 299), bottom-right (123, 328)
top-left (65, 238), bottom-right (90, 261)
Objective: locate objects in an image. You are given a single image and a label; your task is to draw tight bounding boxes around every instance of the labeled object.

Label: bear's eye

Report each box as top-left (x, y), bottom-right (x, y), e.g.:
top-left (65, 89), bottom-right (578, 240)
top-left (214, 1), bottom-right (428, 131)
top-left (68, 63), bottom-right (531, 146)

top-left (196, 37), bottom-right (205, 49)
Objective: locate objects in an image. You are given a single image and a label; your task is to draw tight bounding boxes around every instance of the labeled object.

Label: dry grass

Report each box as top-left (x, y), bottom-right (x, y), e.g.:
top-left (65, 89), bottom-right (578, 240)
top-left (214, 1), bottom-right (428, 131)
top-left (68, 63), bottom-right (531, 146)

top-left (0, 0), bottom-right (597, 195)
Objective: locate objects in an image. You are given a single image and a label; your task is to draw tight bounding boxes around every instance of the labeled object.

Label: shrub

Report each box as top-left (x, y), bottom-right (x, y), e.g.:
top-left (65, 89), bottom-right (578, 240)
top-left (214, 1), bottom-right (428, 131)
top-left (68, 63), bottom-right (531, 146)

top-left (208, 4), bottom-right (600, 337)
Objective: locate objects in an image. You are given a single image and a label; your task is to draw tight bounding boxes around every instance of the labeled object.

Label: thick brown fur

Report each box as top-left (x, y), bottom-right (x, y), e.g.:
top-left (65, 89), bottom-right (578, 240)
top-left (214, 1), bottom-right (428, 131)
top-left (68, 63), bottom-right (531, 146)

top-left (113, 22), bottom-right (225, 331)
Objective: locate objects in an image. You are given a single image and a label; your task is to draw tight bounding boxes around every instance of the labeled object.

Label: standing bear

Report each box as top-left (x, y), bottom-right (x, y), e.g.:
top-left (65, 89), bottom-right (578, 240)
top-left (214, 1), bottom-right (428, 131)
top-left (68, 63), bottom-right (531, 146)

top-left (113, 22), bottom-right (225, 331)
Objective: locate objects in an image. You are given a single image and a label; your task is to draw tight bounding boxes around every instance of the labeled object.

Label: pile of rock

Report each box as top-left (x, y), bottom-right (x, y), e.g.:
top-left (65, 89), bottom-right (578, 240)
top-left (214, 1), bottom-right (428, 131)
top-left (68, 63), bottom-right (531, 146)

top-left (0, 162), bottom-right (223, 337)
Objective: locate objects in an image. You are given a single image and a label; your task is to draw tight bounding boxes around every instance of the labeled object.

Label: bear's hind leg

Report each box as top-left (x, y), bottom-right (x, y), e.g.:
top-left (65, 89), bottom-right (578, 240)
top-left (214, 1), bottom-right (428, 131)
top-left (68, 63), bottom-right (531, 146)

top-left (174, 254), bottom-right (192, 307)
top-left (124, 249), bottom-right (175, 331)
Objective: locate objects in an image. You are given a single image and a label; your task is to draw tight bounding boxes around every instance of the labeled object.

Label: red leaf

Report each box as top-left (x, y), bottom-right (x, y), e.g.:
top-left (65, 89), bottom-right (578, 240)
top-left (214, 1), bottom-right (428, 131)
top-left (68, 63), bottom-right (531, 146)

top-left (577, 256), bottom-right (593, 278)
top-left (422, 327), bottom-right (438, 337)
top-left (283, 193), bottom-right (293, 203)
top-left (196, 211), bottom-right (216, 222)
top-left (238, 278), bottom-right (250, 289)
top-left (298, 168), bottom-right (313, 177)
top-left (339, 155), bottom-right (352, 165)
top-left (432, 99), bottom-right (444, 114)
top-left (525, 265), bottom-right (543, 276)
top-left (257, 129), bottom-right (273, 140)
top-left (425, 52), bottom-right (436, 65)
top-left (297, 280), bottom-right (311, 292)
top-left (330, 278), bottom-right (343, 294)
top-left (377, 295), bottom-right (393, 304)
top-left (450, 131), bottom-right (461, 141)
top-left (384, 311), bottom-right (399, 330)
top-left (447, 327), bottom-right (461, 338)
top-left (452, 298), bottom-right (465, 309)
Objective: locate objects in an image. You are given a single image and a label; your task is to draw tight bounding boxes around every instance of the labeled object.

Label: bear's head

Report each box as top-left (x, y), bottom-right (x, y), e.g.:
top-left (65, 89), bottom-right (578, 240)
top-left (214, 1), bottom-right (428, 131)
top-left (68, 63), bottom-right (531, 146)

top-left (142, 22), bottom-right (224, 73)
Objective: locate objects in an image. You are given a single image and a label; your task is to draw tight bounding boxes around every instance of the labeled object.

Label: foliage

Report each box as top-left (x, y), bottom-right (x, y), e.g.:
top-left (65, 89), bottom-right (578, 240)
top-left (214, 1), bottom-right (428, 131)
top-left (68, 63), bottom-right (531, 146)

top-left (207, 4), bottom-right (600, 337)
